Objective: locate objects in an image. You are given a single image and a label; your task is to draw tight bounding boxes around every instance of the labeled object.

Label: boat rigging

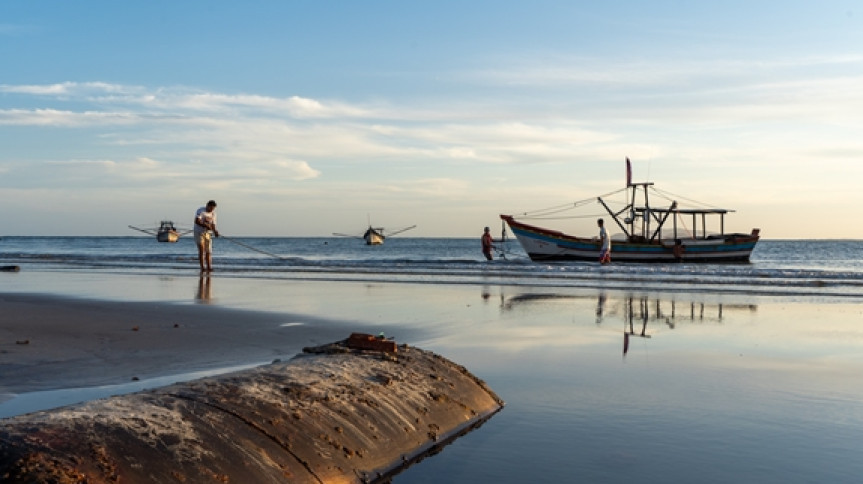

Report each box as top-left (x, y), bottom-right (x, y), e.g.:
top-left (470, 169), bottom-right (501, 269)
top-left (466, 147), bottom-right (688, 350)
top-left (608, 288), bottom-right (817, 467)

top-left (501, 158), bottom-right (760, 263)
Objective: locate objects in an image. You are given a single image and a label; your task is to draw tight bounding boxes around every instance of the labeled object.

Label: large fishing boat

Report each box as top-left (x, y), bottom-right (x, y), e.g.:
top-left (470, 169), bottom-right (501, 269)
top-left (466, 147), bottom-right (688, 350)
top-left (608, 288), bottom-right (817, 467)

top-left (501, 159), bottom-right (760, 263)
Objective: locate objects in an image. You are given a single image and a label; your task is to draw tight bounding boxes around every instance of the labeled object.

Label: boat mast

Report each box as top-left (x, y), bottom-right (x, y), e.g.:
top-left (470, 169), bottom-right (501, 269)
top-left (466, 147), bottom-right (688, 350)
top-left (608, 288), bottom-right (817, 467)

top-left (630, 182), bottom-right (654, 240)
top-left (641, 183), bottom-right (650, 239)
top-left (597, 197), bottom-right (631, 239)
top-left (650, 202), bottom-right (677, 241)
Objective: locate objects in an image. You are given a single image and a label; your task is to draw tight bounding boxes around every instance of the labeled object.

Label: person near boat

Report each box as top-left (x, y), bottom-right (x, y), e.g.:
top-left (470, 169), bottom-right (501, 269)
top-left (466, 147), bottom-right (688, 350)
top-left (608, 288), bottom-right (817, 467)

top-left (481, 226), bottom-right (496, 260)
top-left (672, 239), bottom-right (685, 261)
top-left (597, 218), bottom-right (611, 264)
top-left (194, 200), bottom-right (219, 272)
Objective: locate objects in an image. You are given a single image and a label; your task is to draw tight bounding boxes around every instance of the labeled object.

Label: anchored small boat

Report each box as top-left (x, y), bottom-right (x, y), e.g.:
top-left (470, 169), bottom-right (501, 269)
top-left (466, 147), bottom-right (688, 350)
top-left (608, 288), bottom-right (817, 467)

top-left (501, 159), bottom-right (760, 263)
top-left (363, 226), bottom-right (386, 245)
top-left (334, 219), bottom-right (416, 246)
top-left (128, 220), bottom-right (192, 243)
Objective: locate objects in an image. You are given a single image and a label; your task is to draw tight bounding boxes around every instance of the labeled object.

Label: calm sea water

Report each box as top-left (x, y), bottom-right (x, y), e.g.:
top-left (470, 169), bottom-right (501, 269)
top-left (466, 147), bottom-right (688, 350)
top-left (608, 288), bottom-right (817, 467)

top-left (2, 236), bottom-right (863, 483)
top-left (2, 236), bottom-right (863, 298)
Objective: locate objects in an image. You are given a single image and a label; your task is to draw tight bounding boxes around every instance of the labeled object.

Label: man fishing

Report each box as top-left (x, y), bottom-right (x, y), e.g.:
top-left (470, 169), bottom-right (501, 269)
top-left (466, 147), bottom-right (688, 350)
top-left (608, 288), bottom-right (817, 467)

top-left (194, 200), bottom-right (219, 272)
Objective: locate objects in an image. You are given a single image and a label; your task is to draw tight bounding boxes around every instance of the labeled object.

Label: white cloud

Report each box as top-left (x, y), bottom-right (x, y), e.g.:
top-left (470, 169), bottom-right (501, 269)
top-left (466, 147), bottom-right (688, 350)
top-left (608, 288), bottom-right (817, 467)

top-left (271, 160), bottom-right (321, 180)
top-left (1, 82), bottom-right (373, 119)
top-left (0, 81), bottom-right (142, 97)
top-left (0, 108), bottom-right (180, 127)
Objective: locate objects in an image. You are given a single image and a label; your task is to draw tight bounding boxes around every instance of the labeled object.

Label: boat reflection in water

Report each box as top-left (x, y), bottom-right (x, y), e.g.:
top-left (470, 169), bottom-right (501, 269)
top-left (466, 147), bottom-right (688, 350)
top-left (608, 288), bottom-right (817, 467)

top-left (603, 294), bottom-right (758, 355)
top-left (499, 291), bottom-right (757, 355)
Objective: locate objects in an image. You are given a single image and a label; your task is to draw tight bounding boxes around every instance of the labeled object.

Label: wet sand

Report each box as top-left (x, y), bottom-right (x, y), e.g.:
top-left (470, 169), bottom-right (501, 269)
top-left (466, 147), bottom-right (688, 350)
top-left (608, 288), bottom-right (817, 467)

top-left (0, 293), bottom-right (374, 396)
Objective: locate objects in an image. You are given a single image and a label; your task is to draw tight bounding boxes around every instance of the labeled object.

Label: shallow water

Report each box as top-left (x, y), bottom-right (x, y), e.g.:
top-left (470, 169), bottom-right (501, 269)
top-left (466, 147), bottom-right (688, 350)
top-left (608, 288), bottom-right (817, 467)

top-left (3, 237), bottom-right (863, 298)
top-left (0, 363), bottom-right (260, 418)
top-left (394, 288), bottom-right (863, 483)
top-left (2, 237), bottom-right (863, 482)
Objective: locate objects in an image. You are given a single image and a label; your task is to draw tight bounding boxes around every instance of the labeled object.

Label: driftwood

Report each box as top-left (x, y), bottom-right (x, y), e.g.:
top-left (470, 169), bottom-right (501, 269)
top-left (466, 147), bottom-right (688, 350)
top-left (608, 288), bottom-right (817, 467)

top-left (0, 336), bottom-right (503, 483)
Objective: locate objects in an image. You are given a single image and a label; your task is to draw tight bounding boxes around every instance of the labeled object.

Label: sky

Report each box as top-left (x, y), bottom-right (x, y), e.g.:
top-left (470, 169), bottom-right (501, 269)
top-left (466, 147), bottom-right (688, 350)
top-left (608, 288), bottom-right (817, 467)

top-left (1, 1), bottom-right (862, 238)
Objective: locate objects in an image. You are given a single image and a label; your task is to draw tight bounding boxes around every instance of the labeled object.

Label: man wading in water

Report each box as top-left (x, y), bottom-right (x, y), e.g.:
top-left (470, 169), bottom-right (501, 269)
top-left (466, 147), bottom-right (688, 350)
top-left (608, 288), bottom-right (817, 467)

top-left (481, 226), bottom-right (496, 261)
top-left (597, 218), bottom-right (611, 264)
top-left (194, 200), bottom-right (219, 272)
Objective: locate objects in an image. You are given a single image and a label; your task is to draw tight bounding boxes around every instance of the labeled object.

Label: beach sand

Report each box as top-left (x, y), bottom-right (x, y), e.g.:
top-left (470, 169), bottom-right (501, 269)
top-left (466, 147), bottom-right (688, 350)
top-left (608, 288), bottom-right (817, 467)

top-left (0, 293), bottom-right (368, 396)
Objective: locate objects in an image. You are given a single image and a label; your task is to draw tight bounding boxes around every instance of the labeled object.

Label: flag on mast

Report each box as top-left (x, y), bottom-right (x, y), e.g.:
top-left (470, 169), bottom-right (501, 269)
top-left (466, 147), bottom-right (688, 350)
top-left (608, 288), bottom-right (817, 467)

top-left (626, 157), bottom-right (632, 186)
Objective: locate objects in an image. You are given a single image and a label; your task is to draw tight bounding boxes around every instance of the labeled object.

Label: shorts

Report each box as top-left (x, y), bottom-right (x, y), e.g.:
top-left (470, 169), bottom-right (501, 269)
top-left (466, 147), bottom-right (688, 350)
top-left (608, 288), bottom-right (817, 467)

top-left (195, 232), bottom-right (212, 252)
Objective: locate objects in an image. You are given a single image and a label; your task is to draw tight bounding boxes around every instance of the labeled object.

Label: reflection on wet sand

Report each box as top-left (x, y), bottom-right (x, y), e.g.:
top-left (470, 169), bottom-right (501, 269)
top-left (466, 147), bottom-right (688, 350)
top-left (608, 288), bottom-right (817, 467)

top-left (481, 285), bottom-right (504, 306)
top-left (499, 291), bottom-right (757, 355)
top-left (196, 274), bottom-right (212, 303)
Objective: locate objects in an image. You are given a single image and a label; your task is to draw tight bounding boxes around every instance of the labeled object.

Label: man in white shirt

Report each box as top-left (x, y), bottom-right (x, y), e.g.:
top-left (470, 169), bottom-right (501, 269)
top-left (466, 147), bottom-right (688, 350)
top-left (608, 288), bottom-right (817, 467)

top-left (598, 218), bottom-right (611, 264)
top-left (194, 200), bottom-right (219, 272)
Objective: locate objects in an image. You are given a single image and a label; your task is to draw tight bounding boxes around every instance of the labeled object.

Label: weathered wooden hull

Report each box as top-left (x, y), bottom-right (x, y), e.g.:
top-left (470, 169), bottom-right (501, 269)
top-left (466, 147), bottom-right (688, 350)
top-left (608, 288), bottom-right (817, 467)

top-left (0, 338), bottom-right (503, 483)
top-left (501, 215), bottom-right (759, 263)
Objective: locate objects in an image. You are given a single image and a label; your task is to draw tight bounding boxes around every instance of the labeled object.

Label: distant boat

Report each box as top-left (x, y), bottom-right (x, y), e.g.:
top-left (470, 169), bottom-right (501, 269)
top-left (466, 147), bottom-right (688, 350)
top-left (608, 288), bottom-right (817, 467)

top-left (363, 226), bottom-right (386, 245)
top-left (128, 221), bottom-right (192, 243)
top-left (334, 221), bottom-right (417, 245)
top-left (501, 159), bottom-right (760, 263)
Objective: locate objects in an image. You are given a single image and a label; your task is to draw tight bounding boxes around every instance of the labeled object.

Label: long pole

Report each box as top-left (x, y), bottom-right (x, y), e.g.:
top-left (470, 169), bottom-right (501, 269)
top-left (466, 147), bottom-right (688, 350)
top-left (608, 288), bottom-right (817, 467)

top-left (499, 220), bottom-right (507, 259)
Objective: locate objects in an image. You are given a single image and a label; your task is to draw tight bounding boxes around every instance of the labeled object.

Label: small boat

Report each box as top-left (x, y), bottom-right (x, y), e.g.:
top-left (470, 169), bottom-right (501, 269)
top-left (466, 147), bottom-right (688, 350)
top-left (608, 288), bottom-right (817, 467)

top-left (156, 221), bottom-right (181, 243)
top-left (501, 159), bottom-right (760, 263)
top-left (129, 221), bottom-right (192, 243)
top-left (363, 226), bottom-right (386, 245)
top-left (334, 220), bottom-right (416, 246)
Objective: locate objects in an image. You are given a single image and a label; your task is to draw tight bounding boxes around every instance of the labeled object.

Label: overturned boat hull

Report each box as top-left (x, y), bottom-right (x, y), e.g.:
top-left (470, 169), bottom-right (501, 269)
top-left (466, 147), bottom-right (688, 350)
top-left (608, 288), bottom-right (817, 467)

top-left (0, 336), bottom-right (503, 483)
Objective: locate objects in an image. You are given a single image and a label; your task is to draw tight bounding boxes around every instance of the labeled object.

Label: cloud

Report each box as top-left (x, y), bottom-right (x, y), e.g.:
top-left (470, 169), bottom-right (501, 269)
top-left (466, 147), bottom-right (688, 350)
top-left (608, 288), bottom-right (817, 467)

top-left (2, 73), bottom-right (862, 236)
top-left (0, 82), bottom-right (373, 119)
top-left (0, 81), bottom-right (143, 97)
top-left (0, 108), bottom-right (162, 127)
top-left (271, 160), bottom-right (321, 180)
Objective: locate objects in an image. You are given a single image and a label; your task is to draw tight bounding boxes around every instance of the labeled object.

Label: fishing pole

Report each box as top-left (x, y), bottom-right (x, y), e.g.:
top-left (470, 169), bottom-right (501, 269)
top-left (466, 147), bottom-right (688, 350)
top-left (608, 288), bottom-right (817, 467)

top-left (218, 235), bottom-right (286, 260)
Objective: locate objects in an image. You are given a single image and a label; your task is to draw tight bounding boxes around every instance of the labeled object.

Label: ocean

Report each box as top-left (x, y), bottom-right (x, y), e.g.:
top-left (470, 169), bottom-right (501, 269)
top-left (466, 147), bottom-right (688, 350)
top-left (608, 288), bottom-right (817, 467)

top-left (3, 236), bottom-right (863, 299)
top-left (2, 236), bottom-right (863, 483)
